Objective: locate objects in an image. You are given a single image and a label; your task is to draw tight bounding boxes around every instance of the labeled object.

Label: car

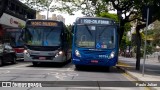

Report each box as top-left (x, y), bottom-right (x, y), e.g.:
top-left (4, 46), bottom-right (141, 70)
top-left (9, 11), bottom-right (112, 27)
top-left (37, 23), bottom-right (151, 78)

top-left (158, 55), bottom-right (160, 62)
top-left (0, 43), bottom-right (17, 66)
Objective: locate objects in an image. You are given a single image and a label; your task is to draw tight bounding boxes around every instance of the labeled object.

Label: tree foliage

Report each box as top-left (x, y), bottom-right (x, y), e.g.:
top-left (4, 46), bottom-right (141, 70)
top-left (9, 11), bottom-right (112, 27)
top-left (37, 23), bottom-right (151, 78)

top-left (97, 12), bottom-right (119, 22)
top-left (19, 0), bottom-right (53, 11)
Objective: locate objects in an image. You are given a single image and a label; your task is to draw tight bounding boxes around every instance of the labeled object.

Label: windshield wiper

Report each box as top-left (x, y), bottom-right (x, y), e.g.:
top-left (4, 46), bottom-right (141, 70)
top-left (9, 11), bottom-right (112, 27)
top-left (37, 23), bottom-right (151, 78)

top-left (98, 26), bottom-right (109, 37)
top-left (84, 24), bottom-right (93, 37)
top-left (45, 28), bottom-right (55, 40)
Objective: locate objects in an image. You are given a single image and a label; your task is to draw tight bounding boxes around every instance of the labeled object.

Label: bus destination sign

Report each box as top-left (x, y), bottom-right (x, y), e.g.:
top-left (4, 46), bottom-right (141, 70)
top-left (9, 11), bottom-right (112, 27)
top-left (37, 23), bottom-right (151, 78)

top-left (80, 19), bottom-right (112, 25)
top-left (30, 21), bottom-right (58, 26)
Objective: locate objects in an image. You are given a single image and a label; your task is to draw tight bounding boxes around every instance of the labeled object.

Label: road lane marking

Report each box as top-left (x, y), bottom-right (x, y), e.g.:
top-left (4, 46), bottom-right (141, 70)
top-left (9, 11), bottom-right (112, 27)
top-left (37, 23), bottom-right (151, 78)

top-left (0, 68), bottom-right (74, 71)
top-left (146, 69), bottom-right (160, 72)
top-left (0, 70), bottom-right (10, 74)
top-left (8, 64), bottom-right (31, 68)
top-left (68, 73), bottom-right (78, 77)
top-left (122, 73), bottom-right (151, 90)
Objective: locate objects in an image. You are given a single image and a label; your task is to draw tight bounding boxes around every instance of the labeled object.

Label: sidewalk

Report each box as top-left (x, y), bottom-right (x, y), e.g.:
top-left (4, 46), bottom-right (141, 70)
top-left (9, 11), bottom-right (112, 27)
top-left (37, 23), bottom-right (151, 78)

top-left (117, 56), bottom-right (160, 90)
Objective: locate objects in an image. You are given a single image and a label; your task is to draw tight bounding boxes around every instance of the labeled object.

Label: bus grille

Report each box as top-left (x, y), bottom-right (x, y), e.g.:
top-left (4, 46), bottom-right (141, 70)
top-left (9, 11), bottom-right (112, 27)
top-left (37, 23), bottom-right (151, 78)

top-left (30, 55), bottom-right (54, 60)
top-left (82, 50), bottom-right (107, 55)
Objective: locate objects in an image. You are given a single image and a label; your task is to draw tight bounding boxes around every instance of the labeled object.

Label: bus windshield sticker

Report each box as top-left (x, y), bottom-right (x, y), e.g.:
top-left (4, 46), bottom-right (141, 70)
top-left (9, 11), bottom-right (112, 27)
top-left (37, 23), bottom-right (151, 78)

top-left (96, 43), bottom-right (101, 49)
top-left (30, 21), bottom-right (58, 26)
top-left (90, 26), bottom-right (96, 30)
top-left (43, 41), bottom-right (48, 46)
top-left (101, 45), bottom-right (107, 48)
top-left (78, 41), bottom-right (94, 47)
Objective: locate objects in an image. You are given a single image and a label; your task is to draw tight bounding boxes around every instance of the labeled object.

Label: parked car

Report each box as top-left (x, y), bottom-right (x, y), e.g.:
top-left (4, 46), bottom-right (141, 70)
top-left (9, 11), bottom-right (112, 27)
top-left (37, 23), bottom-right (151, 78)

top-left (158, 55), bottom-right (160, 62)
top-left (0, 43), bottom-right (17, 66)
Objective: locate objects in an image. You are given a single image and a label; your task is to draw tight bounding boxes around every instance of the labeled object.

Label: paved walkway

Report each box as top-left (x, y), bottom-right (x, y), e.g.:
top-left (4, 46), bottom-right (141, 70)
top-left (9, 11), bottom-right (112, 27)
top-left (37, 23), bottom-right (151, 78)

top-left (118, 56), bottom-right (160, 90)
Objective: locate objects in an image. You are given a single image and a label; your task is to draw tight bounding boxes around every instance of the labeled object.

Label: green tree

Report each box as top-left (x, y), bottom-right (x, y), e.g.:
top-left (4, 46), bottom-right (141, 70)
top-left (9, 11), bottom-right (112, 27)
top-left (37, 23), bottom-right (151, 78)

top-left (19, 0), bottom-right (53, 15)
top-left (97, 12), bottom-right (119, 22)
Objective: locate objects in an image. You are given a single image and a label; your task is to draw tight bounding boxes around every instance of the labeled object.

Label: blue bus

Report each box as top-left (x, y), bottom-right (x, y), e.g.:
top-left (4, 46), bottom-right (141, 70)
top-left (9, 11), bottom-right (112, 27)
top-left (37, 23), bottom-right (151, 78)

top-left (72, 17), bottom-right (119, 69)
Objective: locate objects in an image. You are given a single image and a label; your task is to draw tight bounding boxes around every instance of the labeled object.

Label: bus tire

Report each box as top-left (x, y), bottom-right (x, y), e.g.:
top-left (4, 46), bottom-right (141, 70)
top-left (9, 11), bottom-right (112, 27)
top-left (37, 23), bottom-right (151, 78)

top-left (32, 62), bottom-right (39, 66)
top-left (106, 67), bottom-right (110, 72)
top-left (0, 57), bottom-right (3, 66)
top-left (158, 55), bottom-right (160, 62)
top-left (75, 65), bottom-right (81, 70)
top-left (11, 56), bottom-right (16, 64)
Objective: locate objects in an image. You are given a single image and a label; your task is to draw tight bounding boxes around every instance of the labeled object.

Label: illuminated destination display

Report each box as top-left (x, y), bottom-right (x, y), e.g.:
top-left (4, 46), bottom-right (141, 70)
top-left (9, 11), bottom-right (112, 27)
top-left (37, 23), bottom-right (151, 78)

top-left (30, 21), bottom-right (58, 26)
top-left (6, 29), bottom-right (20, 32)
top-left (80, 19), bottom-right (112, 25)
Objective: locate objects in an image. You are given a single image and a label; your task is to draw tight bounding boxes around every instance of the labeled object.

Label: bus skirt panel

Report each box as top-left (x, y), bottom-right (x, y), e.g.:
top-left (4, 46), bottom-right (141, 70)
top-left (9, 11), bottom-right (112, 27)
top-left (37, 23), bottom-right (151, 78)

top-left (72, 57), bottom-right (117, 67)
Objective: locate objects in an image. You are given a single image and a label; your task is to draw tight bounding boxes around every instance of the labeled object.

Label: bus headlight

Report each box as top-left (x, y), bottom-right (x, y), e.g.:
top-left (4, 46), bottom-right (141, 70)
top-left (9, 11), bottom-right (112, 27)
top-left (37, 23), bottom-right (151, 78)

top-left (108, 51), bottom-right (115, 59)
top-left (24, 50), bottom-right (30, 56)
top-left (75, 50), bottom-right (81, 57)
top-left (24, 50), bottom-right (28, 53)
top-left (58, 51), bottom-right (63, 55)
top-left (55, 51), bottom-right (63, 58)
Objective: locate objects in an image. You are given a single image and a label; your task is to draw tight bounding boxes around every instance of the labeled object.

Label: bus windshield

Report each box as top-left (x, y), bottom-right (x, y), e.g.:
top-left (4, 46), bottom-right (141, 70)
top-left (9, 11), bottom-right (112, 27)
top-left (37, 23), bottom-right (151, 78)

top-left (25, 27), bottom-right (61, 46)
top-left (5, 29), bottom-right (24, 47)
top-left (75, 25), bottom-right (116, 49)
top-left (10, 31), bottom-right (23, 47)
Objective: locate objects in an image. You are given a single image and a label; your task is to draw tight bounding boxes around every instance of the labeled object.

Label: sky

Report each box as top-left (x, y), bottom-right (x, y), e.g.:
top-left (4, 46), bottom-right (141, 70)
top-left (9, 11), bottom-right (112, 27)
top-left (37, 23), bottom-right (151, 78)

top-left (40, 10), bottom-right (117, 25)
top-left (19, 0), bottom-right (117, 25)
top-left (40, 11), bottom-right (84, 25)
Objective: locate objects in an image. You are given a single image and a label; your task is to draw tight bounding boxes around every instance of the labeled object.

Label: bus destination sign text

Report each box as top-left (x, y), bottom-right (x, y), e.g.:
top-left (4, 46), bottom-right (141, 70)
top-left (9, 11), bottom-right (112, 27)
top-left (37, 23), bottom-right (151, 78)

top-left (80, 19), bottom-right (111, 25)
top-left (30, 21), bottom-right (58, 26)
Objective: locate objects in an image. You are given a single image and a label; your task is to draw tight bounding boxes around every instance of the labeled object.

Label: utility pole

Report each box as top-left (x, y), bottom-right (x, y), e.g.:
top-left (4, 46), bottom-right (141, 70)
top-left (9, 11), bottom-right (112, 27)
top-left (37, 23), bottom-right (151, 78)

top-left (46, 0), bottom-right (53, 20)
top-left (142, 7), bottom-right (149, 76)
top-left (47, 7), bottom-right (49, 20)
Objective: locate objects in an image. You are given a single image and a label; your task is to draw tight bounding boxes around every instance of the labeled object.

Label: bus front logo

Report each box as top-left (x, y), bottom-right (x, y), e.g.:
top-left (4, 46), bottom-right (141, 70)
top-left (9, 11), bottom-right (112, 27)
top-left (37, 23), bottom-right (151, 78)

top-left (99, 55), bottom-right (108, 58)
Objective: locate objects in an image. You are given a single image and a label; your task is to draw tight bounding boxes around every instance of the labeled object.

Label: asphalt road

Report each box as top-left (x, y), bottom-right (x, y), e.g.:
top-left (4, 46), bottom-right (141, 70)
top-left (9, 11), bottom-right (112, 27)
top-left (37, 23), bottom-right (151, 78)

top-left (0, 60), bottom-right (148, 90)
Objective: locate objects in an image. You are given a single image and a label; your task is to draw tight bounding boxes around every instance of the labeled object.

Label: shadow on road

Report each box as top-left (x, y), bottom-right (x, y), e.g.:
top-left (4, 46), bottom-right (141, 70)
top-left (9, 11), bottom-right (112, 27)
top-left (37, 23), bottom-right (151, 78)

top-left (26, 59), bottom-right (71, 68)
top-left (74, 66), bottom-right (124, 73)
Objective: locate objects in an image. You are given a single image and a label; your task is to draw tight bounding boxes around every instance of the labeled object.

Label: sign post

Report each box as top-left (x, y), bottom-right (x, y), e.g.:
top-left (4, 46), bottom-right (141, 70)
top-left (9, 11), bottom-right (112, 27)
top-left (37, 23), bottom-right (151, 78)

top-left (142, 7), bottom-right (149, 76)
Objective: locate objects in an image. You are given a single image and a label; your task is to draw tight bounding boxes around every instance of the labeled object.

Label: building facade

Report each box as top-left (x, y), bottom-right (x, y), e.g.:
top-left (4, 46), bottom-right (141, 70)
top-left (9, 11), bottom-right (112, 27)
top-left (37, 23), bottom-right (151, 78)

top-left (36, 13), bottom-right (65, 23)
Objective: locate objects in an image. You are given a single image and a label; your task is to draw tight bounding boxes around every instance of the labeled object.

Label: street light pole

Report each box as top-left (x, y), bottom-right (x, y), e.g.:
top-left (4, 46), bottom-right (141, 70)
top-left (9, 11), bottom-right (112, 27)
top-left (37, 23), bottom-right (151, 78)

top-left (142, 7), bottom-right (149, 76)
top-left (47, 7), bottom-right (49, 20)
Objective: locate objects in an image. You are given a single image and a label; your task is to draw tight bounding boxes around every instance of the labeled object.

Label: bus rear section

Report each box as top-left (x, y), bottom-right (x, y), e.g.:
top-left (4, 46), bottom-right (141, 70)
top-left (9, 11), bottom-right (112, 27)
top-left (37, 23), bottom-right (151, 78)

top-left (72, 17), bottom-right (119, 68)
top-left (23, 20), bottom-right (71, 65)
top-left (5, 28), bottom-right (24, 58)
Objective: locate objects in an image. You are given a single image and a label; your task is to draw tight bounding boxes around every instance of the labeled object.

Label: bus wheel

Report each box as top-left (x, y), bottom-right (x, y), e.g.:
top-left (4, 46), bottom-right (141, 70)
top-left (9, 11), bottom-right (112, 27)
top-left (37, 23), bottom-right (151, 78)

top-left (75, 65), bottom-right (81, 70)
top-left (158, 55), bottom-right (160, 62)
top-left (32, 62), bottom-right (39, 66)
top-left (11, 56), bottom-right (16, 64)
top-left (0, 58), bottom-right (3, 66)
top-left (106, 67), bottom-right (110, 72)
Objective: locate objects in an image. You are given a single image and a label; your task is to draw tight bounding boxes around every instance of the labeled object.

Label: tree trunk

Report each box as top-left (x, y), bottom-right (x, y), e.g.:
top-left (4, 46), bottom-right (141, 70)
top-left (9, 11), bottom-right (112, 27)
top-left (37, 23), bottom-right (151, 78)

top-left (135, 27), bottom-right (141, 70)
top-left (119, 20), bottom-right (125, 45)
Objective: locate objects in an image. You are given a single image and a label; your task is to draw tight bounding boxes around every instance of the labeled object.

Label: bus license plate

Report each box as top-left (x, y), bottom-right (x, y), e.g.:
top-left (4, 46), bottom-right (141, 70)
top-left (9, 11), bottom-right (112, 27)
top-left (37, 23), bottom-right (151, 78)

top-left (39, 57), bottom-right (46, 60)
top-left (91, 60), bottom-right (98, 63)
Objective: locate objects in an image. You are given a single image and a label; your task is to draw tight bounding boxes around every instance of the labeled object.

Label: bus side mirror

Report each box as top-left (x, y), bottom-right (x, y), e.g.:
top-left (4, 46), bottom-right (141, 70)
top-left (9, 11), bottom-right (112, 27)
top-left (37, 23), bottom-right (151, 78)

top-left (18, 29), bottom-right (25, 42)
top-left (116, 23), bottom-right (120, 28)
top-left (116, 23), bottom-right (120, 34)
top-left (71, 26), bottom-right (74, 36)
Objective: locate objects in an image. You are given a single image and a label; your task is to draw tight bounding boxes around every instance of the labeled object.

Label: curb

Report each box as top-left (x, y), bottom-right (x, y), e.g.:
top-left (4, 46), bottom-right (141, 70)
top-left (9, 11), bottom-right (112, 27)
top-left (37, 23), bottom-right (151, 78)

top-left (117, 66), bottom-right (158, 90)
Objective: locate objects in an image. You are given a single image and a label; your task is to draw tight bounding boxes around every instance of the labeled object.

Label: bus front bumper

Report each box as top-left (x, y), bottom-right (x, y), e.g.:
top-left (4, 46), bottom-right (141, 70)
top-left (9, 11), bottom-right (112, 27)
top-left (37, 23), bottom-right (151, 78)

top-left (72, 58), bottom-right (117, 67)
top-left (24, 54), bottom-right (66, 63)
top-left (16, 53), bottom-right (24, 58)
